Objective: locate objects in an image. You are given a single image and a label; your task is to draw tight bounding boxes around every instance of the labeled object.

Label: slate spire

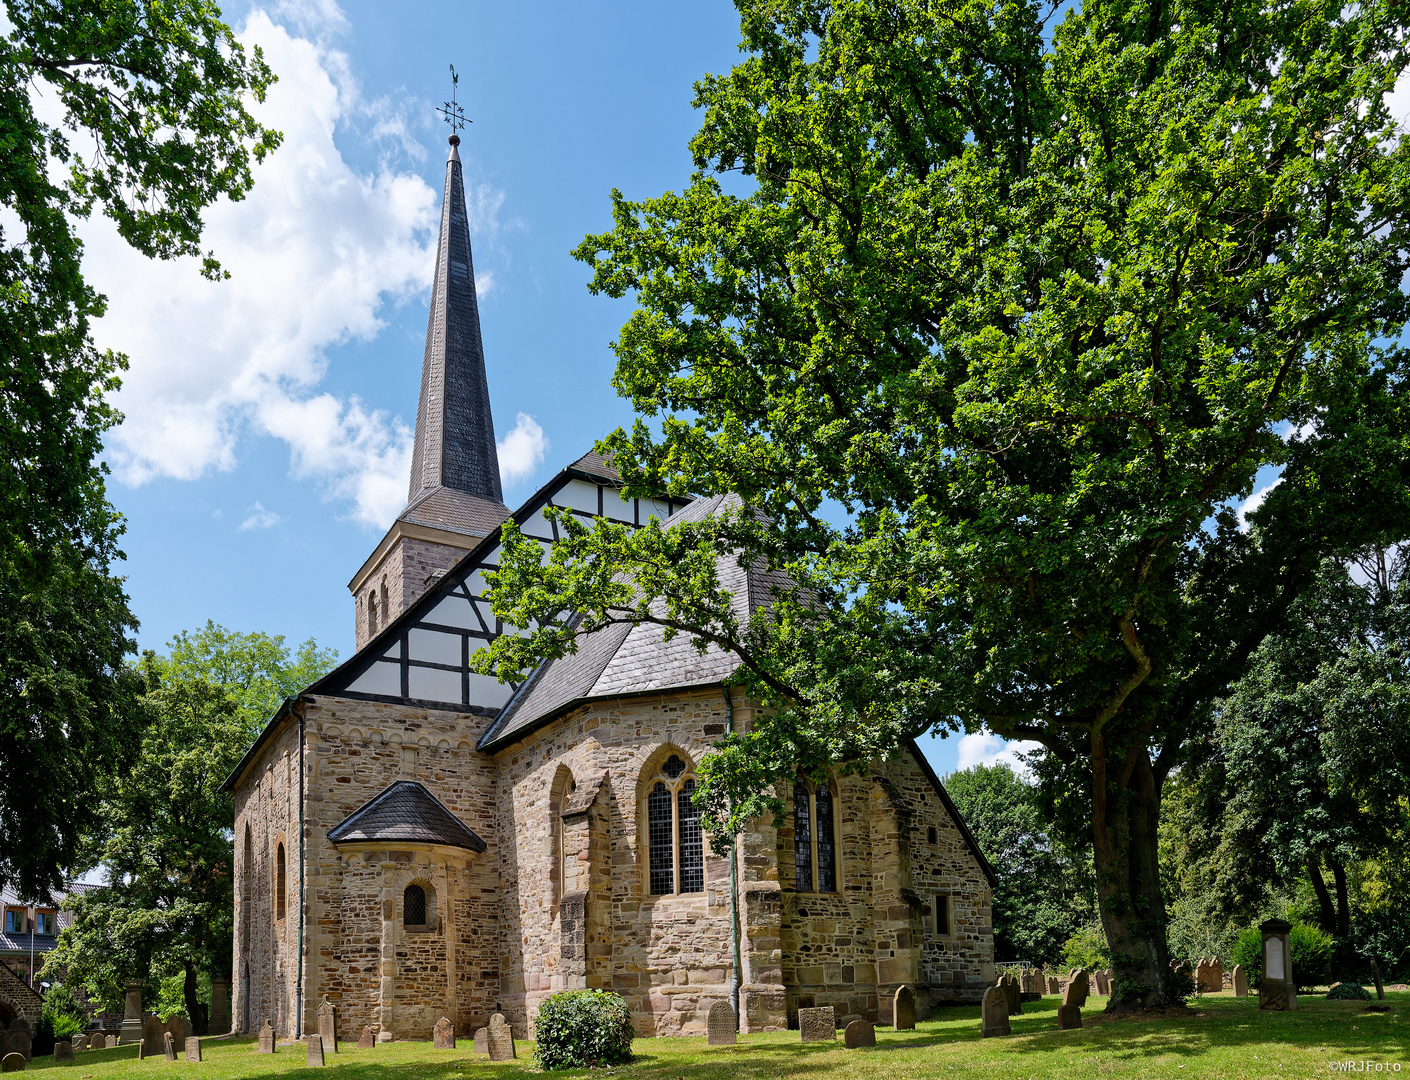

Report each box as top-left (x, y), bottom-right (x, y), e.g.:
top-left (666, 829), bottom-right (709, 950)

top-left (407, 134), bottom-right (502, 505)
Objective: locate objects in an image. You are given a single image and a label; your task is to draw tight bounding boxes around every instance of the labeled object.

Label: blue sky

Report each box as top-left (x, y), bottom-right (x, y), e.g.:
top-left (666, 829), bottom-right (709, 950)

top-left (88, 0), bottom-right (1077, 780)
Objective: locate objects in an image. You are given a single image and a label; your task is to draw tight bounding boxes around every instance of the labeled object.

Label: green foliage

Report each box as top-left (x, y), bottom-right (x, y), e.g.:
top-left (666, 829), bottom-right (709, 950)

top-left (944, 763), bottom-right (1095, 964)
top-left (41, 984), bottom-right (86, 1039)
top-left (1229, 923), bottom-right (1335, 991)
top-left (475, 0), bottom-right (1410, 1003)
top-left (532, 990), bottom-right (635, 1070)
top-left (1060, 924), bottom-right (1111, 972)
top-left (1326, 981), bottom-right (1373, 1000)
top-left (0, 0), bottom-right (282, 900)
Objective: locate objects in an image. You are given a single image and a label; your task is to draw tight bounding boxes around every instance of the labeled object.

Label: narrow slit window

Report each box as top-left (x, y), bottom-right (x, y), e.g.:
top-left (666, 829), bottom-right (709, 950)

top-left (678, 779), bottom-right (703, 893)
top-left (935, 894), bottom-right (951, 936)
top-left (404, 884), bottom-right (426, 927)
top-left (648, 782), bottom-right (674, 895)
top-left (275, 843), bottom-right (287, 920)
top-left (794, 782), bottom-right (813, 893)
top-left (815, 784), bottom-right (837, 893)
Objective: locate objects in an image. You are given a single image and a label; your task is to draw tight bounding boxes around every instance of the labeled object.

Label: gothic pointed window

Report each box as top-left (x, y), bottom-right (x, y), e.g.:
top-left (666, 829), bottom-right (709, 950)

top-left (815, 783), bottom-right (837, 893)
top-left (793, 779), bottom-right (840, 893)
top-left (644, 752), bottom-right (703, 896)
top-left (793, 782), bottom-right (813, 892)
top-left (275, 842), bottom-right (287, 920)
top-left (368, 592), bottom-right (379, 637)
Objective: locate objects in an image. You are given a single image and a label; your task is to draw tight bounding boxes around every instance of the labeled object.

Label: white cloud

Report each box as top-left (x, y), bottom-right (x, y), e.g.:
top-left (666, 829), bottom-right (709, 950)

top-left (1237, 477), bottom-right (1283, 532)
top-left (72, 4), bottom-right (510, 530)
top-left (498, 412), bottom-right (549, 487)
top-left (239, 502), bottom-right (281, 531)
top-left (955, 729), bottom-right (1041, 779)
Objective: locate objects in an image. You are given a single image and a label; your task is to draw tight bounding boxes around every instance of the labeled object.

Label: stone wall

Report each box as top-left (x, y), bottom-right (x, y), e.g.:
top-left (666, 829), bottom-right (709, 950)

top-left (352, 535), bottom-right (466, 651)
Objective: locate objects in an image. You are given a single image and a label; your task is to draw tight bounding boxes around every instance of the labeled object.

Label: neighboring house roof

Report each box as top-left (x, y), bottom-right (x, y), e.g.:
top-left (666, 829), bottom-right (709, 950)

top-left (327, 781), bottom-right (487, 853)
top-left (0, 883), bottom-right (93, 956)
top-left (479, 494), bottom-right (788, 752)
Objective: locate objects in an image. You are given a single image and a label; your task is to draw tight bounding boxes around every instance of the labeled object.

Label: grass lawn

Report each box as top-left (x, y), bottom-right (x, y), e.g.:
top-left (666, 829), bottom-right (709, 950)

top-left (28, 991), bottom-right (1408, 1079)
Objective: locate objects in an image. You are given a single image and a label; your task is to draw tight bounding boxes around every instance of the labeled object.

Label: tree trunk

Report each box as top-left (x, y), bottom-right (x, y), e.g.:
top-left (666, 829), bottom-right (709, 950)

top-left (1330, 858), bottom-right (1351, 938)
top-left (1092, 739), bottom-right (1176, 1011)
top-left (182, 961), bottom-right (208, 1036)
top-left (1307, 856), bottom-right (1336, 933)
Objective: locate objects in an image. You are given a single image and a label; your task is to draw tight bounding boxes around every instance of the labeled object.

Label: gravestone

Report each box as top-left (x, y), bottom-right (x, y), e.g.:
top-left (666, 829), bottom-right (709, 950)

top-left (471, 1028), bottom-right (487, 1055)
top-left (356, 1027), bottom-right (375, 1050)
top-left (843, 1019), bottom-right (875, 1049)
top-left (317, 998), bottom-right (337, 1054)
top-left (433, 1017), bottom-right (454, 1050)
top-left (90, 1035), bottom-right (106, 1051)
top-left (798, 1007), bottom-right (836, 1042)
top-left (141, 1017), bottom-right (163, 1054)
top-left (1, 1053), bottom-right (23, 1072)
top-left (306, 1035), bottom-right (324, 1067)
top-left (1047, 976), bottom-right (1060, 994)
top-left (53, 1042), bottom-right (73, 1063)
top-left (184, 1038), bottom-right (201, 1063)
top-left (1232, 964), bottom-right (1249, 996)
top-left (1057, 1004), bottom-right (1082, 1030)
top-left (120, 982), bottom-right (143, 1046)
top-left (1093, 970), bottom-right (1108, 996)
top-left (1209, 959), bottom-right (1225, 992)
top-left (1258, 918), bottom-right (1297, 1011)
top-left (1002, 974), bottom-right (1021, 1016)
top-left (70, 1034), bottom-right (86, 1055)
top-left (209, 978), bottom-right (229, 1037)
top-left (3, 1032), bottom-right (27, 1063)
top-left (1370, 958), bottom-right (1385, 1001)
top-left (705, 1001), bottom-right (736, 1046)
top-left (486, 1014), bottom-right (515, 1062)
top-left (980, 986), bottom-right (1010, 1038)
top-left (1063, 969), bottom-right (1089, 1008)
top-left (163, 1032), bottom-right (176, 1062)
top-left (163, 1017), bottom-right (187, 1051)
top-left (256, 1020), bottom-right (275, 1053)
top-left (138, 1039), bottom-right (148, 1061)
top-left (893, 985), bottom-right (916, 1031)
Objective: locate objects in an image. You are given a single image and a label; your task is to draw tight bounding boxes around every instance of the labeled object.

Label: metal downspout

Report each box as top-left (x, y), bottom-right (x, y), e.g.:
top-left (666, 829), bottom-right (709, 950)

top-left (723, 686), bottom-right (742, 1029)
top-left (294, 700), bottom-right (305, 1038)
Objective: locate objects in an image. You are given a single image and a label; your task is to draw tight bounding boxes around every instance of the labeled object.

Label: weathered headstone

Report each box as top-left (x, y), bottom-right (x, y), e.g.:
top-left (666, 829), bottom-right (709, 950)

top-left (1002, 974), bottom-right (1021, 1016)
top-left (53, 1042), bottom-right (73, 1063)
top-left (1370, 958), bottom-right (1385, 1001)
top-left (163, 1032), bottom-right (177, 1062)
top-left (138, 1039), bottom-right (149, 1061)
top-left (1063, 969), bottom-right (1090, 1007)
top-left (1057, 1004), bottom-right (1082, 1030)
top-left (486, 1014), bottom-right (515, 1062)
top-left (843, 1019), bottom-right (875, 1049)
top-left (3, 1032), bottom-right (27, 1063)
top-left (0, 1052), bottom-right (23, 1073)
top-left (1258, 918), bottom-right (1297, 1011)
top-left (356, 1026), bottom-right (374, 1050)
top-left (209, 978), bottom-right (229, 1037)
top-left (893, 985), bottom-right (916, 1031)
top-left (89, 1035), bottom-right (105, 1051)
top-left (141, 1017), bottom-right (163, 1055)
top-left (1093, 969), bottom-right (1108, 996)
top-left (1210, 959), bottom-right (1225, 992)
top-left (1047, 976), bottom-right (1060, 994)
top-left (798, 1006), bottom-right (836, 1042)
top-left (980, 986), bottom-right (1010, 1038)
top-left (306, 1035), bottom-right (324, 1067)
top-left (705, 1001), bottom-right (737, 1046)
top-left (472, 1028), bottom-right (488, 1054)
top-left (69, 1034), bottom-right (86, 1055)
top-left (433, 1017), bottom-right (454, 1050)
top-left (120, 982), bottom-right (143, 1046)
top-left (162, 1017), bottom-right (187, 1051)
top-left (318, 998), bottom-right (337, 1054)
top-left (184, 1038), bottom-right (201, 1063)
top-left (1232, 964), bottom-right (1249, 996)
top-left (256, 1020), bottom-right (275, 1053)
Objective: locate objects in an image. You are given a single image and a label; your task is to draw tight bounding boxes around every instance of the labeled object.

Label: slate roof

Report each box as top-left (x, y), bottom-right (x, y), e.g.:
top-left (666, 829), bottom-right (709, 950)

top-left (399, 485), bottom-right (509, 539)
top-left (0, 883), bottom-right (92, 955)
top-left (407, 135), bottom-right (504, 508)
top-left (327, 780), bottom-right (487, 852)
top-left (479, 494), bottom-right (789, 750)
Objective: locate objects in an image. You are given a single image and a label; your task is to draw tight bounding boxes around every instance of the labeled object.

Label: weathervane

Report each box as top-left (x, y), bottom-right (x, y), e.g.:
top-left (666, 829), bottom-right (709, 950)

top-left (436, 64), bottom-right (469, 137)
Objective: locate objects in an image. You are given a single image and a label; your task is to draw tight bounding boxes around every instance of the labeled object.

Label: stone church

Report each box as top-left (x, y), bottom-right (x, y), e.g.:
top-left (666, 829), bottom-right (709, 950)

top-left (222, 134), bottom-right (997, 1043)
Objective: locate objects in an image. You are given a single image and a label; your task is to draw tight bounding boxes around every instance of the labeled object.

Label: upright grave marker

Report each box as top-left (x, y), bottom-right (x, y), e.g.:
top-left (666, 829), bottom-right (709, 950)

top-left (486, 1014), bottom-right (515, 1061)
top-left (318, 998), bottom-right (338, 1054)
top-left (706, 1001), bottom-right (736, 1046)
top-left (980, 986), bottom-right (1010, 1038)
top-left (185, 1038), bottom-right (201, 1063)
top-left (433, 1017), bottom-right (454, 1050)
top-left (256, 1020), bottom-right (275, 1053)
top-left (893, 985), bottom-right (916, 1030)
top-left (306, 1035), bottom-right (325, 1067)
top-left (844, 1019), bottom-right (875, 1049)
top-left (798, 1007), bottom-right (836, 1042)
top-left (1258, 918), bottom-right (1297, 1011)
top-left (356, 1027), bottom-right (375, 1050)
top-left (1, 1052), bottom-right (23, 1072)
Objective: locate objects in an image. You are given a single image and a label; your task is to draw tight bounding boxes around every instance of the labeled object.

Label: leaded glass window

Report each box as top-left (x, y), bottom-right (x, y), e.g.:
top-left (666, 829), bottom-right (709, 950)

top-left (678, 779), bottom-right (703, 893)
top-left (816, 783), bottom-right (837, 893)
top-left (663, 755), bottom-right (686, 778)
top-left (648, 782), bottom-right (675, 895)
top-left (794, 782), bottom-right (813, 892)
top-left (404, 884), bottom-right (426, 926)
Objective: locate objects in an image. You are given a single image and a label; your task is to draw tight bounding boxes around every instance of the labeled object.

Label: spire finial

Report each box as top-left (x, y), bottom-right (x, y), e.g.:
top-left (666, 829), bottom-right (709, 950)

top-left (437, 63), bottom-right (469, 145)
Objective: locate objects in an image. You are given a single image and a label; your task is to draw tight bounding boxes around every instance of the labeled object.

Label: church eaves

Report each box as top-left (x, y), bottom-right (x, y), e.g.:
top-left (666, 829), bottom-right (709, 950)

top-left (408, 134), bottom-right (504, 510)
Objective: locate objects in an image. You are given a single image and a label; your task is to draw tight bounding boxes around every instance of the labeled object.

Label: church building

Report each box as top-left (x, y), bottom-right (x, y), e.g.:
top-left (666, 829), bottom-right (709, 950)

top-left (222, 133), bottom-right (997, 1043)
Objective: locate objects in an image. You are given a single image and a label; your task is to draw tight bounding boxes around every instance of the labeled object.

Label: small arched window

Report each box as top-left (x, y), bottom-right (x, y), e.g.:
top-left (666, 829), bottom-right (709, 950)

top-left (645, 753), bottom-right (704, 896)
top-left (275, 842), bottom-right (287, 920)
top-left (404, 884), bottom-right (426, 927)
top-left (793, 779), bottom-right (839, 893)
top-left (368, 592), bottom-right (379, 636)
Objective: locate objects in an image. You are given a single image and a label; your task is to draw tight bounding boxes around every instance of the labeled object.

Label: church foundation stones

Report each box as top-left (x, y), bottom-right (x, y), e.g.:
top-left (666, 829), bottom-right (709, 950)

top-left (705, 1001), bottom-right (736, 1046)
top-left (486, 1014), bottom-right (515, 1061)
top-left (433, 1017), bottom-right (454, 1049)
top-left (980, 986), bottom-right (1010, 1038)
top-left (843, 1019), bottom-right (875, 1049)
top-left (798, 1007), bottom-right (836, 1042)
top-left (892, 986), bottom-right (916, 1031)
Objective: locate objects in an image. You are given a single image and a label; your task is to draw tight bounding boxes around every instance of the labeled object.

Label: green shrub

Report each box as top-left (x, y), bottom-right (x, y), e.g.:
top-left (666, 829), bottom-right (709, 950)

top-left (533, 989), bottom-right (635, 1070)
top-left (1228, 923), bottom-right (1335, 991)
top-left (41, 984), bottom-right (86, 1043)
top-left (1060, 923), bottom-right (1110, 971)
top-left (1326, 981), bottom-right (1373, 1000)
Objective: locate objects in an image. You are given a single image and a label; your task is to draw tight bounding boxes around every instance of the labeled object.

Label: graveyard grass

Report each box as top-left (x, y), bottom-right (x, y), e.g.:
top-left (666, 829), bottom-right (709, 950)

top-left (29, 992), bottom-right (1408, 1079)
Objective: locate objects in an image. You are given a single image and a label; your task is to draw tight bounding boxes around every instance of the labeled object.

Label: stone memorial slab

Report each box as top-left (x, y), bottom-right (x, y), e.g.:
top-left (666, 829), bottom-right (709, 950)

top-left (1232, 964), bottom-right (1249, 996)
top-left (843, 1019), bottom-right (875, 1049)
top-left (893, 985), bottom-right (916, 1031)
top-left (184, 1038), bottom-right (201, 1063)
top-left (3, 1033), bottom-right (27, 1062)
top-left (1063, 970), bottom-right (1089, 1007)
top-left (69, 1035), bottom-right (85, 1055)
top-left (209, 978), bottom-right (229, 1037)
top-left (1047, 976), bottom-right (1060, 994)
top-left (705, 1001), bottom-right (736, 1046)
top-left (318, 998), bottom-right (337, 1054)
top-left (1210, 960), bottom-right (1225, 992)
top-left (471, 1028), bottom-right (487, 1055)
top-left (1092, 970), bottom-right (1107, 996)
top-left (163, 1032), bottom-right (176, 1062)
top-left (163, 1017), bottom-right (188, 1051)
top-left (798, 1007), bottom-right (836, 1042)
top-left (89, 1035), bottom-right (105, 1051)
top-left (141, 1018), bottom-right (163, 1054)
top-left (306, 1035), bottom-right (324, 1067)
top-left (53, 1042), bottom-right (73, 1063)
top-left (1, 1053), bottom-right (23, 1072)
top-left (980, 986), bottom-right (1010, 1038)
top-left (1002, 974), bottom-right (1021, 1016)
top-left (1258, 918), bottom-right (1297, 1011)
top-left (486, 1014), bottom-right (515, 1062)
top-left (356, 1027), bottom-right (375, 1051)
top-left (433, 1017), bottom-right (454, 1050)
top-left (1057, 1004), bottom-right (1082, 1030)
top-left (138, 1039), bottom-right (148, 1061)
top-left (256, 1020), bottom-right (275, 1054)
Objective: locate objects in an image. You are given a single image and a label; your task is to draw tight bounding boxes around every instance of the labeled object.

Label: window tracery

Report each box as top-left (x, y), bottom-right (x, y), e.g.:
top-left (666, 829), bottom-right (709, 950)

top-left (645, 753), bottom-right (703, 896)
top-left (793, 778), bottom-right (839, 893)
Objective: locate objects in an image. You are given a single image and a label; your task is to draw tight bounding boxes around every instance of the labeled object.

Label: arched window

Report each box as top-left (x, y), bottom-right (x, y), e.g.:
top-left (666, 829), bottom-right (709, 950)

top-left (368, 592), bottom-right (379, 636)
top-left (404, 884), bottom-right (426, 927)
top-left (645, 753), bottom-right (703, 896)
top-left (549, 767), bottom-right (576, 906)
top-left (275, 842), bottom-right (287, 920)
top-left (793, 780), bottom-right (839, 893)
